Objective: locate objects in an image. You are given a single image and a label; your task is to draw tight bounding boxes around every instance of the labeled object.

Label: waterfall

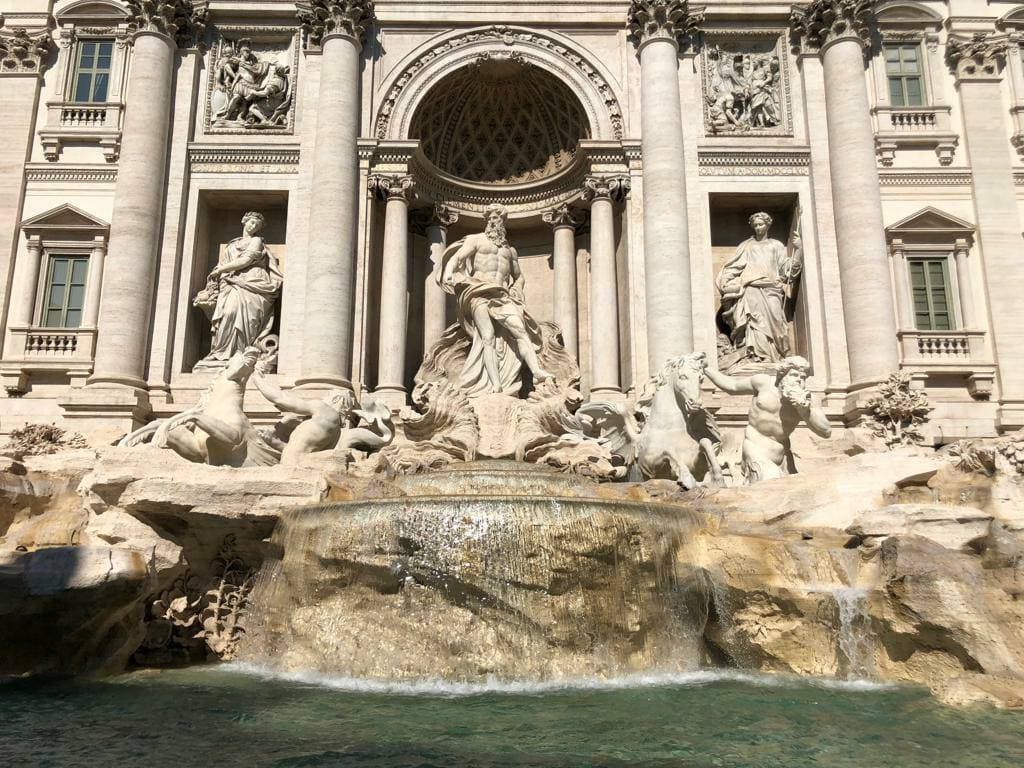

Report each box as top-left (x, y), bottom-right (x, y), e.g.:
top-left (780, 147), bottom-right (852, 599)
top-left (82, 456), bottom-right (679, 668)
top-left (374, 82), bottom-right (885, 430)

top-left (832, 587), bottom-right (873, 680)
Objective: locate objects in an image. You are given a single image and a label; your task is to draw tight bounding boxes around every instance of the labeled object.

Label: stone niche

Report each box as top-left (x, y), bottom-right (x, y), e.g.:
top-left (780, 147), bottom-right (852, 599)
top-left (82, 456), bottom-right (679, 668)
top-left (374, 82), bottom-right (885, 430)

top-left (708, 193), bottom-right (808, 371)
top-left (702, 32), bottom-right (791, 136)
top-left (183, 190), bottom-right (288, 372)
top-left (204, 27), bottom-right (300, 135)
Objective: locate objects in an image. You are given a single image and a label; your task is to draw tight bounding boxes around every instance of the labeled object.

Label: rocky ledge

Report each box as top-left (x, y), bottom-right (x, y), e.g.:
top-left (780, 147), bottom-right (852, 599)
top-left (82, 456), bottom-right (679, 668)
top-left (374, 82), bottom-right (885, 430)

top-left (1, 443), bottom-right (1022, 710)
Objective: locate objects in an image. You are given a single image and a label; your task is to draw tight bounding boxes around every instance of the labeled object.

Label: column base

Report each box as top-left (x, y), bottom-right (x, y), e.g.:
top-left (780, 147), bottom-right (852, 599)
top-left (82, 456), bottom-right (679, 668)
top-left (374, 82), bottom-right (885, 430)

top-left (372, 386), bottom-right (408, 412)
top-left (58, 385), bottom-right (152, 444)
top-left (588, 387), bottom-right (625, 404)
top-left (294, 375), bottom-right (353, 391)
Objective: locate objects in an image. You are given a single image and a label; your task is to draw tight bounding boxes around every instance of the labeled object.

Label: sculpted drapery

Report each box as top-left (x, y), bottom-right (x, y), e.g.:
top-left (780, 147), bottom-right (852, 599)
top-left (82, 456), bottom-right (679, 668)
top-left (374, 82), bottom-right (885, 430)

top-left (716, 212), bottom-right (801, 364)
top-left (195, 211), bottom-right (283, 368)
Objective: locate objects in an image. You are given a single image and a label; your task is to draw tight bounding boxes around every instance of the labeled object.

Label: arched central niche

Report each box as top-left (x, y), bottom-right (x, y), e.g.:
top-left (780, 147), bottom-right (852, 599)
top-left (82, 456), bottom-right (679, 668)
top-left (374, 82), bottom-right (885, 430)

top-left (410, 57), bottom-right (591, 186)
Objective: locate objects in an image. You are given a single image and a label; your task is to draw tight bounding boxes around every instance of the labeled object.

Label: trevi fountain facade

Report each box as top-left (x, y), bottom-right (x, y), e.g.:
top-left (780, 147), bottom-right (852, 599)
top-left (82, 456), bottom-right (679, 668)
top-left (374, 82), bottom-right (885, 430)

top-left (3, 1), bottom-right (1024, 761)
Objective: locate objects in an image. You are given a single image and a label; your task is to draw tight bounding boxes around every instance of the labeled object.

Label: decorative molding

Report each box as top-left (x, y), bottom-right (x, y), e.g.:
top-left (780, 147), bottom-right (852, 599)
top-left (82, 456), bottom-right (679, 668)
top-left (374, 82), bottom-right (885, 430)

top-left (24, 165), bottom-right (118, 183)
top-left (581, 175), bottom-right (630, 202)
top-left (877, 169), bottom-right (972, 186)
top-left (204, 29), bottom-right (300, 135)
top-left (542, 203), bottom-right (583, 230)
top-left (187, 145), bottom-right (300, 173)
top-left (296, 0), bottom-right (374, 48)
top-left (368, 173), bottom-right (416, 202)
top-left (790, 0), bottom-right (875, 53)
top-left (125, 0), bottom-right (207, 49)
top-left (697, 149), bottom-right (810, 176)
top-left (946, 33), bottom-right (1008, 81)
top-left (626, 1), bottom-right (704, 51)
top-left (702, 31), bottom-right (792, 137)
top-left (0, 26), bottom-right (53, 73)
top-left (374, 26), bottom-right (624, 143)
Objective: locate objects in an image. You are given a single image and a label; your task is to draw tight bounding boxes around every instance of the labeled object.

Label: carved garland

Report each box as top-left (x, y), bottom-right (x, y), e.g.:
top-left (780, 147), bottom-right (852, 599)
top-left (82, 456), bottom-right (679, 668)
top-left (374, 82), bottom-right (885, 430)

top-left (374, 26), bottom-right (624, 142)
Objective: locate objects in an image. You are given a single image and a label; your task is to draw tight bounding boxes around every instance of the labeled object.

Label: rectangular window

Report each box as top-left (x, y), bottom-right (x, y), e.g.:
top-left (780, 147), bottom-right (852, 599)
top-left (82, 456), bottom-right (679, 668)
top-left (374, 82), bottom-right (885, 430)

top-left (42, 255), bottom-right (89, 328)
top-left (909, 257), bottom-right (954, 331)
top-left (885, 43), bottom-right (925, 107)
top-left (72, 40), bottom-right (114, 103)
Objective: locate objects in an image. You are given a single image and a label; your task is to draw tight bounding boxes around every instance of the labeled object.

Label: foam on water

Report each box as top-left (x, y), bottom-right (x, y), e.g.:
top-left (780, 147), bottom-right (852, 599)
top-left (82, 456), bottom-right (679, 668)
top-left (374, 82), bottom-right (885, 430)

top-left (221, 662), bottom-right (896, 697)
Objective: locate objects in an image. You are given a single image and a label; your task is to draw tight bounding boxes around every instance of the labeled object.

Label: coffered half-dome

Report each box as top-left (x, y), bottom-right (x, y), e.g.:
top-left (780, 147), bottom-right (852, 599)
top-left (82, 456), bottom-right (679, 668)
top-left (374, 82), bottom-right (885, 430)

top-left (409, 57), bottom-right (591, 185)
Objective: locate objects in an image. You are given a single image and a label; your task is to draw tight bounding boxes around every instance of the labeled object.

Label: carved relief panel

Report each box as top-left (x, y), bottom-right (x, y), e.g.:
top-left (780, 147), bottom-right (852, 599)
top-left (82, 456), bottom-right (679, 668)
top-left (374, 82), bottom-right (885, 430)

top-left (701, 33), bottom-right (791, 136)
top-left (204, 27), bottom-right (299, 135)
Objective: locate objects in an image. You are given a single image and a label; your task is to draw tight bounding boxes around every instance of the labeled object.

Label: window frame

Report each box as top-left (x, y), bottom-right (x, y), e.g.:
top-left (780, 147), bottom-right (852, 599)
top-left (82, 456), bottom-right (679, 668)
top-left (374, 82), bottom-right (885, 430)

top-left (71, 38), bottom-right (115, 104)
top-left (884, 42), bottom-right (926, 107)
top-left (39, 253), bottom-right (90, 329)
top-left (907, 254), bottom-right (955, 331)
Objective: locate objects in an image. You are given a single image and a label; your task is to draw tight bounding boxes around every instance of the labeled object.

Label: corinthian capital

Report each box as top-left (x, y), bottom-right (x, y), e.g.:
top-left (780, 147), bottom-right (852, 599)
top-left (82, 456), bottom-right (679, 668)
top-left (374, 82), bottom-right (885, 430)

top-left (790, 0), bottom-right (875, 53)
top-left (297, 0), bottom-right (375, 48)
top-left (368, 174), bottom-right (415, 202)
top-left (626, 1), bottom-right (704, 50)
top-left (582, 176), bottom-right (631, 203)
top-left (946, 33), bottom-right (1007, 81)
top-left (0, 26), bottom-right (53, 73)
top-left (126, 0), bottom-right (207, 49)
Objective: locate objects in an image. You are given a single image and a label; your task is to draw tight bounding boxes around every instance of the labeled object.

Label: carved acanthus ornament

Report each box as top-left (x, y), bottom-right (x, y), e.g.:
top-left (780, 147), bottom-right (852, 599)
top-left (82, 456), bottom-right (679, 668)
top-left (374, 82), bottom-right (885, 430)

top-left (410, 203), bottom-right (459, 235)
top-left (125, 0), bottom-right (207, 49)
top-left (0, 26), bottom-right (53, 73)
top-left (581, 176), bottom-right (630, 203)
top-left (626, 0), bottom-right (704, 50)
top-left (789, 0), bottom-right (875, 52)
top-left (296, 0), bottom-right (374, 47)
top-left (368, 174), bottom-right (415, 202)
top-left (946, 33), bottom-right (1007, 81)
top-left (542, 203), bottom-right (583, 230)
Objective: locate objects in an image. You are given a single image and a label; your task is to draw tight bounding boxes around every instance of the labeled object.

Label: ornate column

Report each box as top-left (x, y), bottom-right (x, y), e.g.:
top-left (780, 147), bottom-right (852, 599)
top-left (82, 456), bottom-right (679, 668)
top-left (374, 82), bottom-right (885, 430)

top-left (791, 0), bottom-right (899, 387)
top-left (582, 176), bottom-right (630, 397)
top-left (953, 238), bottom-right (976, 330)
top-left (627, 1), bottom-right (701, 370)
top-left (369, 174), bottom-right (415, 408)
top-left (84, 236), bottom-right (107, 329)
top-left (89, 1), bottom-right (205, 388)
top-left (542, 203), bottom-right (582, 361)
top-left (8, 236), bottom-right (43, 330)
top-left (421, 204), bottom-right (458, 354)
top-left (296, 0), bottom-right (374, 389)
top-left (947, 34), bottom-right (1024, 425)
top-left (888, 239), bottom-right (914, 331)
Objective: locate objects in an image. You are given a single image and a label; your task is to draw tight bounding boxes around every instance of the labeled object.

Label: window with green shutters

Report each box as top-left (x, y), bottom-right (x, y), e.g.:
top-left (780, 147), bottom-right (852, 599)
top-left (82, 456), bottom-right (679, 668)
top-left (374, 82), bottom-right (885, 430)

top-left (885, 43), bottom-right (925, 107)
top-left (908, 257), bottom-right (954, 331)
top-left (72, 40), bottom-right (114, 103)
top-left (42, 256), bottom-right (89, 328)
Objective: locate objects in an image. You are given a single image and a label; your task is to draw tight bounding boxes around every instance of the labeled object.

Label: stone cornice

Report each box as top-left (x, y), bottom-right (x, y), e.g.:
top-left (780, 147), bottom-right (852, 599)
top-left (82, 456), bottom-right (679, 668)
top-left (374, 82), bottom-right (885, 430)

top-left (581, 175), bottom-right (630, 202)
top-left (0, 25), bottom-right (53, 74)
top-left (297, 0), bottom-right (374, 48)
top-left (125, 0), bottom-right (207, 49)
top-left (368, 173), bottom-right (415, 202)
top-left (626, 1), bottom-right (704, 51)
top-left (946, 33), bottom-right (1008, 82)
top-left (789, 0), bottom-right (875, 53)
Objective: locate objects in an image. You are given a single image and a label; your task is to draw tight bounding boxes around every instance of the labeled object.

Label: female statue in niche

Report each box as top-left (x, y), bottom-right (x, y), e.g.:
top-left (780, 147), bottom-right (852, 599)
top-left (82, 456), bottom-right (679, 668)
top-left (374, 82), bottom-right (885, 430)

top-left (194, 211), bottom-right (283, 371)
top-left (715, 211), bottom-right (802, 369)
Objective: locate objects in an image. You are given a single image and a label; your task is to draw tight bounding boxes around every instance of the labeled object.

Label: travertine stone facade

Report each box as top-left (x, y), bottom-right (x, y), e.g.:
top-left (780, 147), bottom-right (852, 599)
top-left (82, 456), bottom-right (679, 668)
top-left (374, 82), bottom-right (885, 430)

top-left (3, 0), bottom-right (1024, 440)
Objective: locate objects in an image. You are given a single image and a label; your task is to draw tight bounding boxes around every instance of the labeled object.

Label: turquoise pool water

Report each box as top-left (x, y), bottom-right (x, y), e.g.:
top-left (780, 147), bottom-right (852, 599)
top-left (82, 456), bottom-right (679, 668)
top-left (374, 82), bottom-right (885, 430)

top-left (1, 666), bottom-right (1021, 767)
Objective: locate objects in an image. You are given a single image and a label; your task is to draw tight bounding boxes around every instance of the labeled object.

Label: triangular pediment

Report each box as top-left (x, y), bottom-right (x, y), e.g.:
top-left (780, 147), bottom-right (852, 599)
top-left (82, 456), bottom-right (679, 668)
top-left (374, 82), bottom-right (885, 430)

top-left (887, 207), bottom-right (974, 236)
top-left (21, 203), bottom-right (109, 233)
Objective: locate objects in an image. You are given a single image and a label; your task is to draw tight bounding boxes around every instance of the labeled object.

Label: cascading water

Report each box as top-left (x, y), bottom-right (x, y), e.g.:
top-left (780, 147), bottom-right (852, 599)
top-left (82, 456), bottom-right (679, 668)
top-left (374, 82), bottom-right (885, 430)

top-left (832, 587), bottom-right (874, 680)
top-left (239, 461), bottom-right (711, 682)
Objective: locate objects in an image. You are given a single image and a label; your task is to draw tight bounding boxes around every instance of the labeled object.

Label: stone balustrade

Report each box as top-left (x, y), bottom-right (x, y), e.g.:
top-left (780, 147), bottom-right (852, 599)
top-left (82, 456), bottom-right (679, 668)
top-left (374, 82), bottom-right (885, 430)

top-left (39, 100), bottom-right (123, 161)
